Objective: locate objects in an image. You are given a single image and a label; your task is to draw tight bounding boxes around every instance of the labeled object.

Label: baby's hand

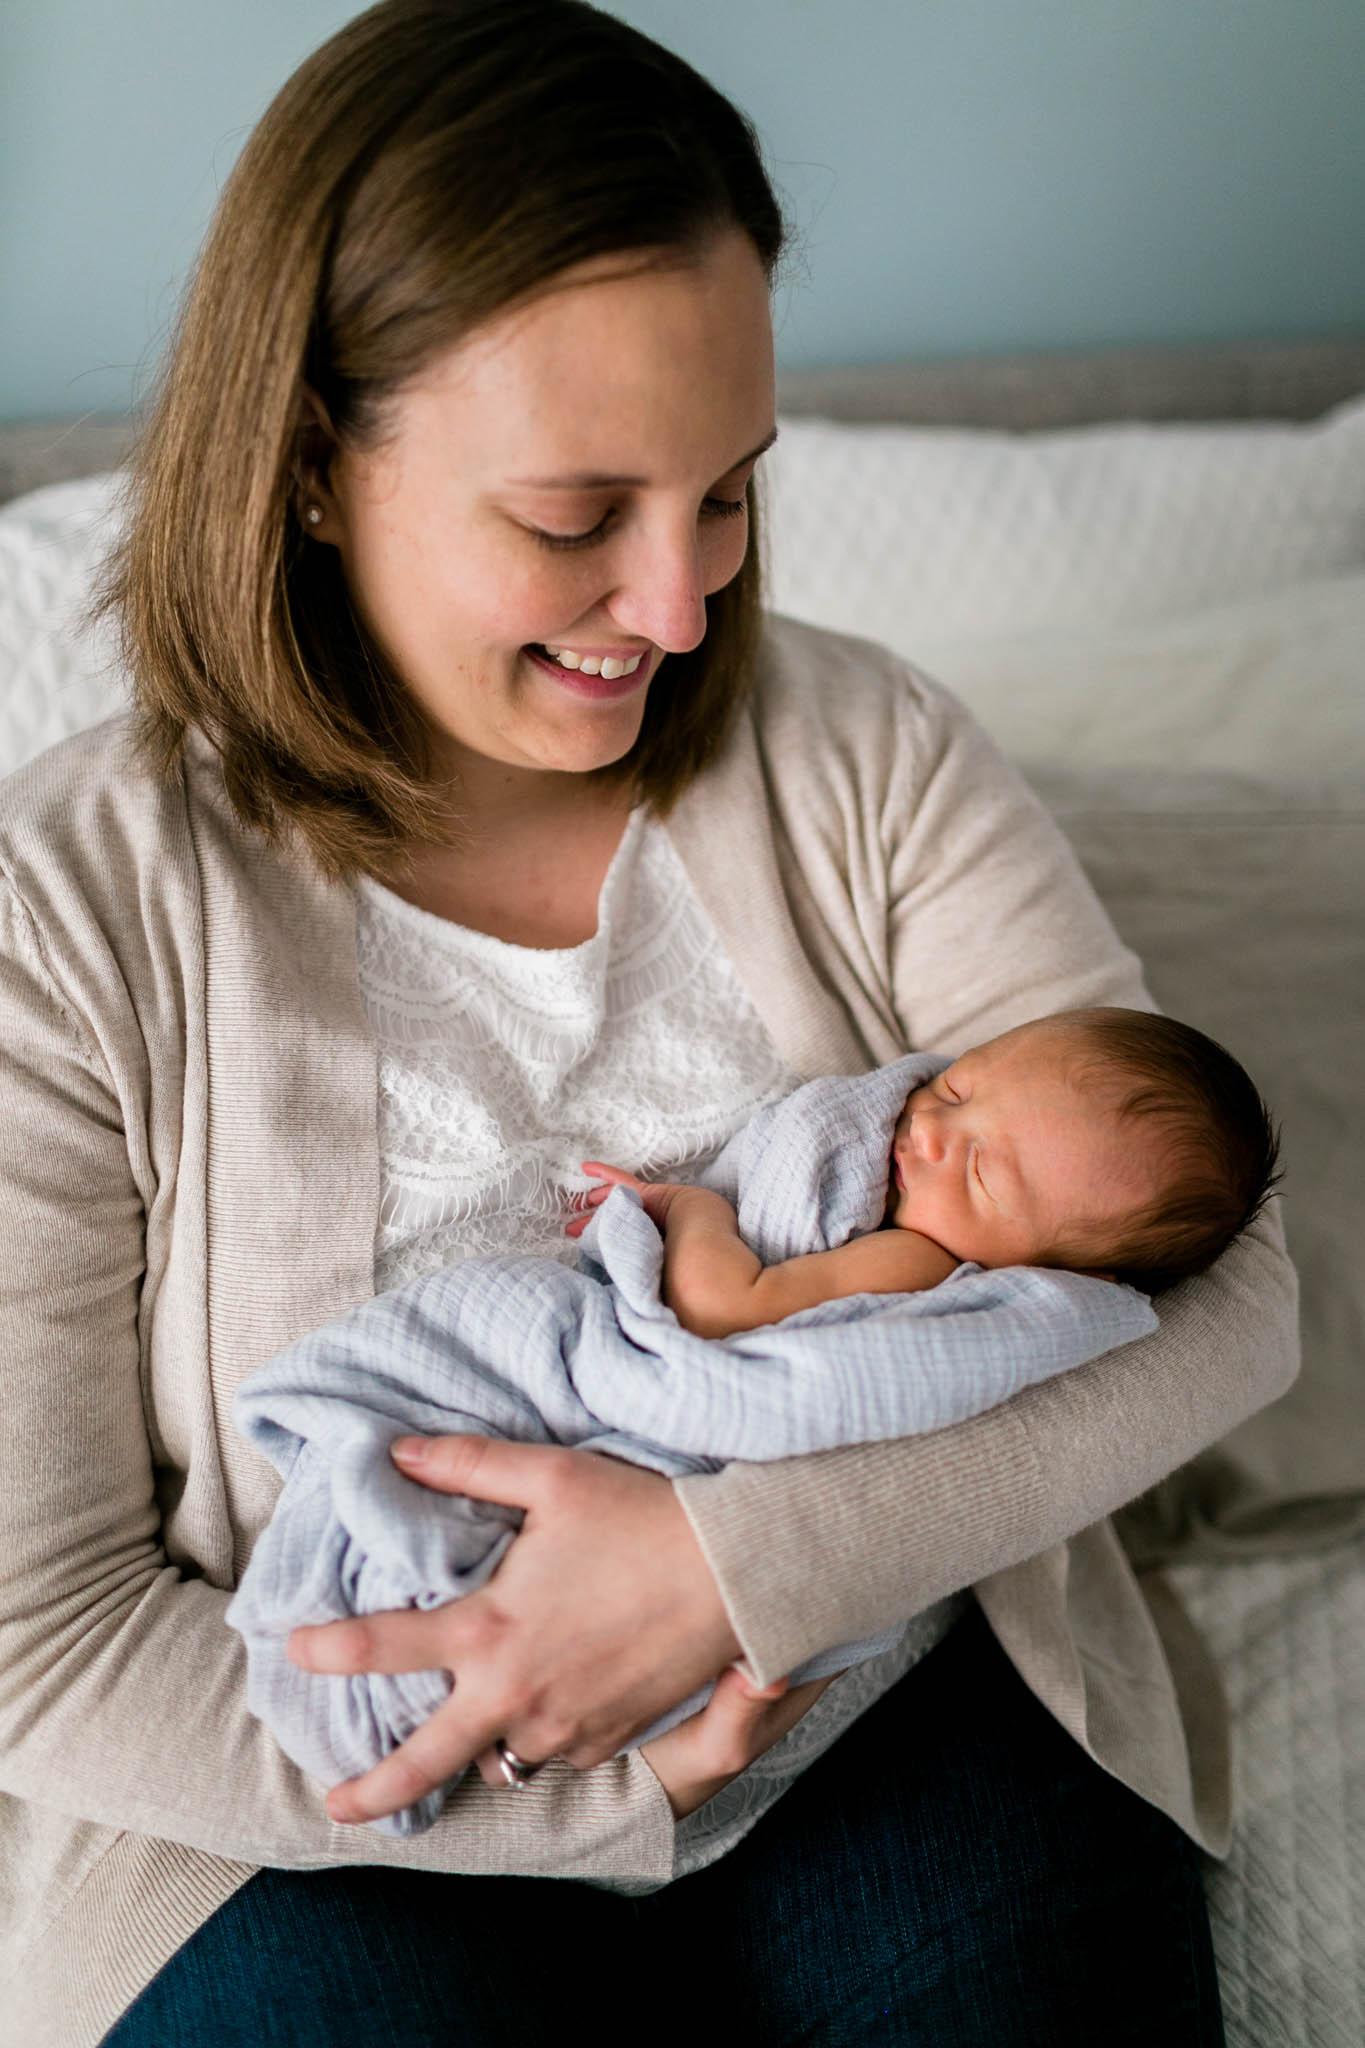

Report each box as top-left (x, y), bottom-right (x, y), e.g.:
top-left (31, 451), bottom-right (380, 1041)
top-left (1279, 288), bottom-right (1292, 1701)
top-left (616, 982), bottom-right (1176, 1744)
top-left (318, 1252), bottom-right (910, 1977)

top-left (566, 1164), bottom-right (691, 1238)
top-left (565, 1163), bottom-right (640, 1238)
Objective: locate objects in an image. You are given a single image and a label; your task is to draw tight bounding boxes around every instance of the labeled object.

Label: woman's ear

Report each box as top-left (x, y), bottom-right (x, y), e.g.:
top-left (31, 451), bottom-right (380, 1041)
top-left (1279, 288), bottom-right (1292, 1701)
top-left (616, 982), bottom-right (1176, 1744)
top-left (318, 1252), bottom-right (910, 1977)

top-left (293, 386), bottom-right (344, 544)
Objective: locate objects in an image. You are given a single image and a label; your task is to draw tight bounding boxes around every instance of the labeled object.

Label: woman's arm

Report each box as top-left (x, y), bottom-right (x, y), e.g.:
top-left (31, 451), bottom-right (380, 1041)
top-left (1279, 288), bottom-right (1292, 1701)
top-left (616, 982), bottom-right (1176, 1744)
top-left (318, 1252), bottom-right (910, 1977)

top-left (278, 655), bottom-right (1295, 1815)
top-left (574, 1164), bottom-right (956, 1336)
top-left (0, 880), bottom-right (683, 1880)
top-left (673, 669), bottom-right (1298, 1680)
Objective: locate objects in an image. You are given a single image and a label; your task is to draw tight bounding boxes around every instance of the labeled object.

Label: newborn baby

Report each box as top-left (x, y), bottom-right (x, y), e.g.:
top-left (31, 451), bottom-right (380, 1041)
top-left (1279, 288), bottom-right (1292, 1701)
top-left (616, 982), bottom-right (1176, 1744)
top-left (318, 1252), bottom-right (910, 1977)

top-left (572, 1005), bottom-right (1280, 1335)
top-left (228, 1004), bottom-right (1278, 1834)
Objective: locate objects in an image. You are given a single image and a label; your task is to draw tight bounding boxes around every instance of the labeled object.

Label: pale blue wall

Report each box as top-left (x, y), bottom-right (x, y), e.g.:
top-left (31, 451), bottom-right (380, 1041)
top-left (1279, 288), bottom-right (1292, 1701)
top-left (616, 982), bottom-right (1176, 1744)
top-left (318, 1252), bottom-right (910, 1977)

top-left (3, 0), bottom-right (1363, 420)
top-left (0, 2), bottom-right (356, 420)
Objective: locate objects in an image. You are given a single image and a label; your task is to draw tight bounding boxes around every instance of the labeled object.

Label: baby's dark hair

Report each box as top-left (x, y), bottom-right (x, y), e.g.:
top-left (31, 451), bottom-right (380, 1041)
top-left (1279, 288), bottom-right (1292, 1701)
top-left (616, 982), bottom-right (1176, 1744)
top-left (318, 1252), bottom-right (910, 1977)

top-left (1049, 1008), bottom-right (1282, 1294)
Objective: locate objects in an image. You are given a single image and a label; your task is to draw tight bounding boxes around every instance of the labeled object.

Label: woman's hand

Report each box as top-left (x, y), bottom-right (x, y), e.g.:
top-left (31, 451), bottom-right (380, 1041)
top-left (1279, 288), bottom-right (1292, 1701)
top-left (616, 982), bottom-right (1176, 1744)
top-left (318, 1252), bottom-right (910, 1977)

top-left (287, 1434), bottom-right (744, 1825)
top-left (641, 1665), bottom-right (840, 1818)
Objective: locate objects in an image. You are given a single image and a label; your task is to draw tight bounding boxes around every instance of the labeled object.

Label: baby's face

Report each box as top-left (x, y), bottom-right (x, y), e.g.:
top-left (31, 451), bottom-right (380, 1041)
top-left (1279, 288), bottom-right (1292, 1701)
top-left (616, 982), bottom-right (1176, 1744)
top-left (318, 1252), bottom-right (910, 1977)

top-left (885, 1019), bottom-right (1159, 1270)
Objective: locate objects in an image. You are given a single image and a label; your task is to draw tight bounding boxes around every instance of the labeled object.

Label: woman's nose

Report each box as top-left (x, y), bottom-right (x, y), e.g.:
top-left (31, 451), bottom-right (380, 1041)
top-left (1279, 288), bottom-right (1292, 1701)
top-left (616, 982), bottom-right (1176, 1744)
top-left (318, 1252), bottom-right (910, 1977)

top-left (606, 528), bottom-right (709, 654)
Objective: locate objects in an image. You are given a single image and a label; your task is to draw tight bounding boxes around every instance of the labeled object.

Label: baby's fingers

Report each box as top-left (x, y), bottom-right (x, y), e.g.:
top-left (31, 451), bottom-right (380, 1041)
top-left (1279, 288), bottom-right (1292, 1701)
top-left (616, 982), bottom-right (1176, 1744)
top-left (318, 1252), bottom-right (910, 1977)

top-left (565, 1184), bottom-right (615, 1236)
top-left (581, 1161), bottom-right (646, 1192)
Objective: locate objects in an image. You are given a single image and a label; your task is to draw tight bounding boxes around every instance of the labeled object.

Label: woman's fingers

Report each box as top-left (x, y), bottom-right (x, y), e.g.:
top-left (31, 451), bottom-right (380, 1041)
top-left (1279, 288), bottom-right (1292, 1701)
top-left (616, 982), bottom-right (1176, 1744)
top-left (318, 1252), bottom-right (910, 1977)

top-left (322, 1688), bottom-right (507, 1824)
top-left (319, 1662), bottom-right (833, 1826)
top-left (289, 1606), bottom-right (460, 1677)
top-left (386, 1431), bottom-right (579, 1504)
top-left (640, 1665), bottom-right (840, 1819)
top-left (289, 1442), bottom-right (744, 1823)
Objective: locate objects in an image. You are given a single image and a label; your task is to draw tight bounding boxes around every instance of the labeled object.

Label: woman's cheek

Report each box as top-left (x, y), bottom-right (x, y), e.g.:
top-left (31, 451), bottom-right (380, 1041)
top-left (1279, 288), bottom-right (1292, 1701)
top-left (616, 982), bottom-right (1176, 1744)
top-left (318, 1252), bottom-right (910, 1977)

top-left (703, 511), bottom-right (751, 595)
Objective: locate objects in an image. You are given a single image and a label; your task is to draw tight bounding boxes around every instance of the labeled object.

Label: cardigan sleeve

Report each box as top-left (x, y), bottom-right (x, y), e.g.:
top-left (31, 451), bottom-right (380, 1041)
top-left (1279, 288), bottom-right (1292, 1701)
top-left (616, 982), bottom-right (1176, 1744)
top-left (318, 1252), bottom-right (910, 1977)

top-left (674, 665), bottom-right (1299, 1683)
top-left (0, 879), bottom-right (674, 1883)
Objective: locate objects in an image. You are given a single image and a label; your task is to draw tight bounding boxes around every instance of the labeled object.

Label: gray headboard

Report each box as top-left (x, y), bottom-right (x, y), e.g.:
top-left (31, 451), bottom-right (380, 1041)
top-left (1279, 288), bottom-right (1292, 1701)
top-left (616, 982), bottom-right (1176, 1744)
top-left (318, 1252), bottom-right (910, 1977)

top-left (3, 336), bottom-right (1364, 507)
top-left (777, 334), bottom-right (1365, 429)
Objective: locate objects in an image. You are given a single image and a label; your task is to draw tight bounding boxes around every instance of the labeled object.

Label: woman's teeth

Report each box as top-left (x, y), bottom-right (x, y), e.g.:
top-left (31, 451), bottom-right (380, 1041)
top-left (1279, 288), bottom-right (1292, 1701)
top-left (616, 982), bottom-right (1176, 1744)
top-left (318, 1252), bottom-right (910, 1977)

top-left (541, 645), bottom-right (643, 680)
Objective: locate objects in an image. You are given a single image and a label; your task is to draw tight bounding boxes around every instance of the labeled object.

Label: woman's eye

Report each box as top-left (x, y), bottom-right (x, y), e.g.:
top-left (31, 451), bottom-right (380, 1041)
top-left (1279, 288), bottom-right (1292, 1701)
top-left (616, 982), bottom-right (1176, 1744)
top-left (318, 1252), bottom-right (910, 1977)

top-left (700, 493), bottom-right (748, 523)
top-left (530, 513), bottom-right (614, 553)
top-left (528, 492), bottom-right (746, 554)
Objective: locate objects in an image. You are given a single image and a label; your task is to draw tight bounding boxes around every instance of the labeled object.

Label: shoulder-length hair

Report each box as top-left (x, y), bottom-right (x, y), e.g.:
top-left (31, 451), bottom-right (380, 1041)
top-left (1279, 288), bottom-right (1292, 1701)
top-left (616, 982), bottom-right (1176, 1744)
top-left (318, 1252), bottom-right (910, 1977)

top-left (103, 0), bottom-right (785, 878)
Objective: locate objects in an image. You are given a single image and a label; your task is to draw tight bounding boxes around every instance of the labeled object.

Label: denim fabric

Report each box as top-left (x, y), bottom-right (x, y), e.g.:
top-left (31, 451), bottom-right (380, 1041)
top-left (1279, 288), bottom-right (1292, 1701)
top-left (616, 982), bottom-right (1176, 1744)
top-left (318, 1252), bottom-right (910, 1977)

top-left (105, 1606), bottom-right (1223, 2047)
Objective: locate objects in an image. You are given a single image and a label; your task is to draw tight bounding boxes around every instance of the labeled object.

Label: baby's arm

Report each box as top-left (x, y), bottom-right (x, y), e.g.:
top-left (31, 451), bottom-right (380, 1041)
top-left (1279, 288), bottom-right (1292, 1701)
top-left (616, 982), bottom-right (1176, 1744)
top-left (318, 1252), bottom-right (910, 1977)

top-left (575, 1165), bottom-right (959, 1339)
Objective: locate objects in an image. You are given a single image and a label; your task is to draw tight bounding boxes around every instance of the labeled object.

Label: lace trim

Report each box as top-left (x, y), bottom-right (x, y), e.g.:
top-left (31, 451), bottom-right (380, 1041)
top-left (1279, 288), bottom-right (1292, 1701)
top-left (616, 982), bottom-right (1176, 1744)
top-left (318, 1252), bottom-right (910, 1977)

top-left (355, 813), bottom-right (799, 1292)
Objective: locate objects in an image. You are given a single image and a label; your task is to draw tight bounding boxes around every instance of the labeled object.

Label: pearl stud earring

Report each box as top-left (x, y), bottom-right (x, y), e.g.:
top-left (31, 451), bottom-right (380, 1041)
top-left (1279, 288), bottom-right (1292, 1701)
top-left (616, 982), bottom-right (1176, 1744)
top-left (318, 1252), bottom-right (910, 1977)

top-left (304, 504), bottom-right (323, 527)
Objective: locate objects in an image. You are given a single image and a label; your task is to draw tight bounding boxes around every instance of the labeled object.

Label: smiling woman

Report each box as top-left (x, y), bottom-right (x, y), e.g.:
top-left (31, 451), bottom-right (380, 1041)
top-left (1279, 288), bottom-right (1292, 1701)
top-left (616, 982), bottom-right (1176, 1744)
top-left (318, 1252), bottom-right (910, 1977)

top-left (309, 234), bottom-right (774, 791)
top-left (0, 3), bottom-right (1298, 2045)
top-left (302, 231), bottom-right (776, 937)
top-left (103, 0), bottom-right (783, 884)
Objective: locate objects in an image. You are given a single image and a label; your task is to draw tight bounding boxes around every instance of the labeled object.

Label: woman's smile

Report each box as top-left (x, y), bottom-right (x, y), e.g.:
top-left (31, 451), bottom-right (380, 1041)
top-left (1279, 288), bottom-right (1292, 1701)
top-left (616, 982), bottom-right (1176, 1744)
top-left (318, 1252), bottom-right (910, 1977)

top-left (316, 229), bottom-right (775, 788)
top-left (522, 641), bottom-right (658, 699)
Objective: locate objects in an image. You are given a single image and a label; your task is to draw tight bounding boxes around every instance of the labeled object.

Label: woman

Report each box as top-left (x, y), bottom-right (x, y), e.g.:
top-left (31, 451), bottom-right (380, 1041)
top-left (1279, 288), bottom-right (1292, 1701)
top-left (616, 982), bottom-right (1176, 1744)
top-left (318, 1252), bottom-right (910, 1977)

top-left (0, 3), bottom-right (1295, 2042)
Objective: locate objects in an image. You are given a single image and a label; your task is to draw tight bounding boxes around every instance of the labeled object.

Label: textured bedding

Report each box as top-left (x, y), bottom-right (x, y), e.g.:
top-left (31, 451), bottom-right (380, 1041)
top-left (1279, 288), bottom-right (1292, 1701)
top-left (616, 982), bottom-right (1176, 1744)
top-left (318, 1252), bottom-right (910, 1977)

top-left (227, 1053), bottom-right (1153, 1834)
top-left (1175, 1535), bottom-right (1365, 2048)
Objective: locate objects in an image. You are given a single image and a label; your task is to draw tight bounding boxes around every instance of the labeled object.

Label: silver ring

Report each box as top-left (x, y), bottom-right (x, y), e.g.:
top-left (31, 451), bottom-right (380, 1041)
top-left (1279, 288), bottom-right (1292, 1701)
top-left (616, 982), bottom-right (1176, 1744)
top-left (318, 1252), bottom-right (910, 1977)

top-left (495, 1740), bottom-right (545, 1789)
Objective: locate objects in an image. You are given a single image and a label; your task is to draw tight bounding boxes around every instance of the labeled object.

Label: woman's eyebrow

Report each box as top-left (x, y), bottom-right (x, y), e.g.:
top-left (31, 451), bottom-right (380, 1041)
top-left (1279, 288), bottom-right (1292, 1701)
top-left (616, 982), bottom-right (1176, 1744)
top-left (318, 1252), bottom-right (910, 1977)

top-left (509, 425), bottom-right (779, 490)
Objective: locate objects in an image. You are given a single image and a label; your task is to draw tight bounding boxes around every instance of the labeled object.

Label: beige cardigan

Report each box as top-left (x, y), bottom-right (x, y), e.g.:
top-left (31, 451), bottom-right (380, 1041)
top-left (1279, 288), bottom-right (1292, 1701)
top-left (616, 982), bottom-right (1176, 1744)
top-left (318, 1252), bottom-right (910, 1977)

top-left (0, 617), bottom-right (1297, 2047)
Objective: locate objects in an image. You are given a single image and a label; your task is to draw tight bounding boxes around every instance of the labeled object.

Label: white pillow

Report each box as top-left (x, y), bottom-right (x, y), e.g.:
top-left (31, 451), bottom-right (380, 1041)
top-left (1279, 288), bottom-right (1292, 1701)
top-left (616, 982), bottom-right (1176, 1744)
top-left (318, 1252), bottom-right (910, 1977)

top-left (0, 474), bottom-right (128, 780)
top-left (765, 394), bottom-right (1365, 645)
top-left (5, 408), bottom-right (1365, 788)
top-left (911, 572), bottom-right (1365, 791)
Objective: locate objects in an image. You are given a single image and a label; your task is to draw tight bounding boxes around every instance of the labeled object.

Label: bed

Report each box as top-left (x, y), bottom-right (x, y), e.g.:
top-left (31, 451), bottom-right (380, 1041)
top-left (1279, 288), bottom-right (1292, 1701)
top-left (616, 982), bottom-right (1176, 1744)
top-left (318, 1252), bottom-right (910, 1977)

top-left (3, 335), bottom-right (1363, 2043)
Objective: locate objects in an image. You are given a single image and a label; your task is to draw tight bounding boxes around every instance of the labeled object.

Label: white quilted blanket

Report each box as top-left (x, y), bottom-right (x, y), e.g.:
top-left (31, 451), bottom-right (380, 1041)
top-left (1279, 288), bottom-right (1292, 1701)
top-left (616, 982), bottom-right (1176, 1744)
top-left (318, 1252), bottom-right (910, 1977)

top-left (1174, 1537), bottom-right (1365, 2048)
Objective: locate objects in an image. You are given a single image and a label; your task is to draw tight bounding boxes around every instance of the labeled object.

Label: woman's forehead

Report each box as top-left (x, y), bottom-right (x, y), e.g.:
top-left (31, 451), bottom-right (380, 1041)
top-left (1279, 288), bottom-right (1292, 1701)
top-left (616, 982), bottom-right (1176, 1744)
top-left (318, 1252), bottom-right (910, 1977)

top-left (393, 232), bottom-right (775, 469)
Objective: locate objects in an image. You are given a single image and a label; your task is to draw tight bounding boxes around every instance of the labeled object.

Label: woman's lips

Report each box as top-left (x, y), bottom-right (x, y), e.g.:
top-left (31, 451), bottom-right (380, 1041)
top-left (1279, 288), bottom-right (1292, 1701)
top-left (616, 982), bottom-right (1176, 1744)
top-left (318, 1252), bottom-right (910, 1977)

top-left (523, 643), bottom-right (654, 700)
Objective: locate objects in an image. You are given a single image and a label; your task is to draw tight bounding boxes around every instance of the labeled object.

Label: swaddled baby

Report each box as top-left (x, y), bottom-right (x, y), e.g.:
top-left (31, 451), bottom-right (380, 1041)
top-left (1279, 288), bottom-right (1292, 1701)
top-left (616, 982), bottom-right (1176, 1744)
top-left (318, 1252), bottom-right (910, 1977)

top-left (228, 1004), bottom-right (1278, 1833)
top-left (573, 1004), bottom-right (1279, 1327)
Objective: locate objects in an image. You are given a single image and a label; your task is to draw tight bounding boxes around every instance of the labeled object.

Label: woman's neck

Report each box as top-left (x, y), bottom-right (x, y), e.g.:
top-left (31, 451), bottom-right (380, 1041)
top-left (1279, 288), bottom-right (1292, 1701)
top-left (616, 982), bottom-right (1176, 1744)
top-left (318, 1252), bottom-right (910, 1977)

top-left (388, 765), bottom-right (636, 949)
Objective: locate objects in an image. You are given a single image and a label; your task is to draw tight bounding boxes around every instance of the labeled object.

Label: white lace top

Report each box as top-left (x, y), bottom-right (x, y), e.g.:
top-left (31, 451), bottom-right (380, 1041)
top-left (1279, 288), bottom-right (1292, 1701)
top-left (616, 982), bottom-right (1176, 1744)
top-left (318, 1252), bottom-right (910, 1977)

top-left (355, 810), bottom-right (959, 1882)
top-left (356, 810), bottom-right (799, 1293)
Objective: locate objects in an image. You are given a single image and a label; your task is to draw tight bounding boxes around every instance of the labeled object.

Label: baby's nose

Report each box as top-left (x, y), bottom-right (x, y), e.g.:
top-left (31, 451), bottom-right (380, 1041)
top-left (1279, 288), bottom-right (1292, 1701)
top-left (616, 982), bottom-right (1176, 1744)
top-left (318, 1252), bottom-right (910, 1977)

top-left (912, 1109), bottom-right (947, 1164)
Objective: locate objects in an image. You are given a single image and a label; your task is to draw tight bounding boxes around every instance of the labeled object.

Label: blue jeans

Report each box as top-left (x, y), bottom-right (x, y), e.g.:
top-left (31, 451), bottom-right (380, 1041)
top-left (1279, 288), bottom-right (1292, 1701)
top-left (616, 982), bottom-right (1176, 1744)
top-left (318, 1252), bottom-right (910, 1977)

top-left (105, 1604), bottom-right (1225, 2045)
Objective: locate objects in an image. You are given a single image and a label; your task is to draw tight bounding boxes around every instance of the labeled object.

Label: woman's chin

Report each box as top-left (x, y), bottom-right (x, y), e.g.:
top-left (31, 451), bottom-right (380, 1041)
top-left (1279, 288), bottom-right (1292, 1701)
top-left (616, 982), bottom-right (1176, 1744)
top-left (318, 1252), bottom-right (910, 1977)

top-left (519, 675), bottom-right (652, 775)
top-left (419, 685), bottom-right (649, 783)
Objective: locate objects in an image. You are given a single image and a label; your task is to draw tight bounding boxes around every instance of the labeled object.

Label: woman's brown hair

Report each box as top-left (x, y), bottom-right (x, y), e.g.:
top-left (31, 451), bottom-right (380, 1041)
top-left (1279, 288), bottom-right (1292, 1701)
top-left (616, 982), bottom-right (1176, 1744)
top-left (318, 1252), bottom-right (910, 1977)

top-left (102, 0), bottom-right (785, 877)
